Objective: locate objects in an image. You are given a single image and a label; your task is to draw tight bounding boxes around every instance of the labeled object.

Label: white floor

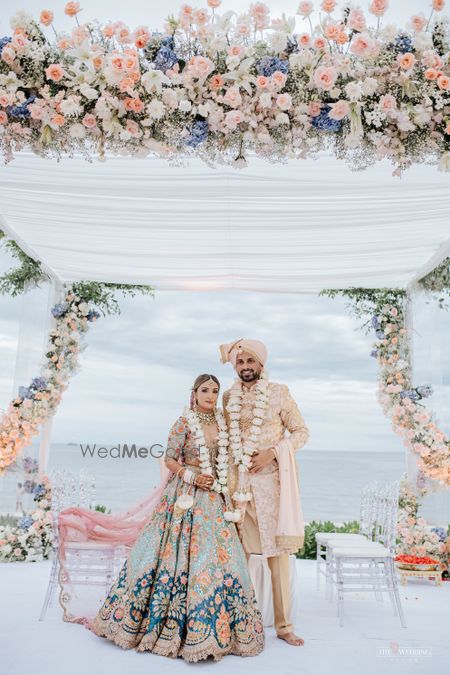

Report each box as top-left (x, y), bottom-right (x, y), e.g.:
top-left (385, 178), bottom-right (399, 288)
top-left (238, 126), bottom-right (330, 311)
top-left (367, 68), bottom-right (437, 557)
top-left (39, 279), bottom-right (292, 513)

top-left (1, 558), bottom-right (448, 675)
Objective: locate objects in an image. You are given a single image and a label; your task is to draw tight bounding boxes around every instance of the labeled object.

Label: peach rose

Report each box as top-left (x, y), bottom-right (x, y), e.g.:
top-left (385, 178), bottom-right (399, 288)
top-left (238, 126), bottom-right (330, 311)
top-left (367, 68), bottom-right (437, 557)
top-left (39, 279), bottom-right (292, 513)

top-left (271, 70), bottom-right (287, 88)
top-left (445, 121), bottom-right (450, 134)
top-left (432, 0), bottom-right (445, 11)
top-left (321, 0), bottom-right (337, 12)
top-left (379, 94), bottom-right (397, 111)
top-left (410, 14), bottom-right (427, 32)
top-left (276, 93), bottom-right (292, 110)
top-left (369, 0), bottom-right (388, 17)
top-left (207, 0), bottom-right (222, 7)
top-left (397, 53), bottom-right (416, 70)
top-left (425, 68), bottom-right (439, 80)
top-left (328, 99), bottom-right (349, 120)
top-left (0, 111), bottom-right (7, 125)
top-left (437, 74), bottom-right (450, 90)
top-left (227, 45), bottom-right (245, 58)
top-left (209, 74), bottom-right (224, 89)
top-left (313, 65), bottom-right (337, 90)
top-left (45, 64), bottom-right (65, 82)
top-left (51, 114), bottom-right (66, 126)
top-left (223, 86), bottom-right (242, 108)
top-left (92, 55), bottom-right (103, 70)
top-left (64, 2), bottom-right (81, 17)
top-left (82, 113), bottom-right (97, 128)
top-left (187, 55), bottom-right (215, 79)
top-left (350, 33), bottom-right (374, 57)
top-left (102, 24), bottom-right (115, 39)
top-left (0, 94), bottom-right (11, 107)
top-left (57, 37), bottom-right (73, 50)
top-left (297, 1), bottom-right (314, 16)
top-left (39, 10), bottom-right (54, 26)
top-left (193, 9), bottom-right (209, 25)
top-left (256, 75), bottom-right (269, 88)
top-left (313, 36), bottom-right (326, 49)
top-left (324, 23), bottom-right (340, 40)
top-left (348, 8), bottom-right (366, 32)
top-left (297, 32), bottom-right (311, 47)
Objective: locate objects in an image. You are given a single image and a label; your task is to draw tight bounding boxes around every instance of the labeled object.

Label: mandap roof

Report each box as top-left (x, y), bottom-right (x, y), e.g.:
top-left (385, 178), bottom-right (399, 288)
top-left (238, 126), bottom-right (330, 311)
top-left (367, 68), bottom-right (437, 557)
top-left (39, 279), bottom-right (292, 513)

top-left (0, 152), bottom-right (449, 293)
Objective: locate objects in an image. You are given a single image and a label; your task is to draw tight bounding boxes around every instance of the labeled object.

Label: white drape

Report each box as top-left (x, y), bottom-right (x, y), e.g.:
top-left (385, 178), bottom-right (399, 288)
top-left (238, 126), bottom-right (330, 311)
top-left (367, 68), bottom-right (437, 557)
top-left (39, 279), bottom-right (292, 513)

top-left (0, 153), bottom-right (449, 292)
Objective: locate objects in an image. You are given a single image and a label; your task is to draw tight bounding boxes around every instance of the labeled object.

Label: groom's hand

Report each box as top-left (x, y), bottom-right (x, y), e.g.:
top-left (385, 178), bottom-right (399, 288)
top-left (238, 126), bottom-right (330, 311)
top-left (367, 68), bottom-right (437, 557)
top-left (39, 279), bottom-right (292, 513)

top-left (249, 448), bottom-right (276, 473)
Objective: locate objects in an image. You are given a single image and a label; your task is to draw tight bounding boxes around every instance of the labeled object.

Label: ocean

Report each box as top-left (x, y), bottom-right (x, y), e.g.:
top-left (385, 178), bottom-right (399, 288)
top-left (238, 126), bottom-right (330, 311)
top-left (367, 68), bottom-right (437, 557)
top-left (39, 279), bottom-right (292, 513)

top-left (3, 444), bottom-right (447, 526)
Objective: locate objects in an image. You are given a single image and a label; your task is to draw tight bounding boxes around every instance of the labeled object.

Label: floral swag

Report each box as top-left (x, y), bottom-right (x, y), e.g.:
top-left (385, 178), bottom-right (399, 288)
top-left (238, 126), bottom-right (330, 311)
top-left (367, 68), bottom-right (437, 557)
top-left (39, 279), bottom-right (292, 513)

top-left (1, 1), bottom-right (450, 172)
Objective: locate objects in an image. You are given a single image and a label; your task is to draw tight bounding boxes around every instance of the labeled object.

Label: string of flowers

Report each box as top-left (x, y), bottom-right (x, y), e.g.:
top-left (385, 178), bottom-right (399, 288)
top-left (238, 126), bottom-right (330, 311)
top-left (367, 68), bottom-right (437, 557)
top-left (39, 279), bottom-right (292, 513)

top-left (0, 233), bottom-right (154, 474)
top-left (1, 1), bottom-right (450, 172)
top-left (184, 406), bottom-right (230, 494)
top-left (320, 287), bottom-right (450, 487)
top-left (226, 369), bottom-right (270, 502)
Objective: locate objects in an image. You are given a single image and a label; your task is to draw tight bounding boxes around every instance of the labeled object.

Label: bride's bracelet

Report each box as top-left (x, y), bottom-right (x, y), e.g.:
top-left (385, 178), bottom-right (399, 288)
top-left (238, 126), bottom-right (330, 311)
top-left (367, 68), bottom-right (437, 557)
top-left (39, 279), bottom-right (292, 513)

top-left (182, 468), bottom-right (195, 485)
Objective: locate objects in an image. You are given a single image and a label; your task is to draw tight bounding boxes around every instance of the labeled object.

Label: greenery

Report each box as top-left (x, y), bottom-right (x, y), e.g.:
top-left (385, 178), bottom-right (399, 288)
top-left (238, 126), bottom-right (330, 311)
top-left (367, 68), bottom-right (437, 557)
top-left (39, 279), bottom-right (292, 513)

top-left (296, 520), bottom-right (360, 560)
top-left (319, 287), bottom-right (406, 331)
top-left (418, 256), bottom-right (450, 309)
top-left (0, 513), bottom-right (19, 527)
top-left (92, 504), bottom-right (111, 514)
top-left (0, 229), bottom-right (154, 314)
top-left (0, 229), bottom-right (50, 296)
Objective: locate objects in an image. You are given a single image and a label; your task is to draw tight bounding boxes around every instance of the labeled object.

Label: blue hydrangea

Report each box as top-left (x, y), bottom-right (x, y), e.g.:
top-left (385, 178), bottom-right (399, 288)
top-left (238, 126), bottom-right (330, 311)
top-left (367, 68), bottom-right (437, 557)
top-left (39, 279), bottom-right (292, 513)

top-left (154, 45), bottom-right (178, 72)
top-left (18, 515), bottom-right (34, 530)
top-left (399, 390), bottom-right (421, 401)
top-left (393, 34), bottom-right (414, 54)
top-left (370, 349), bottom-right (378, 358)
top-left (161, 36), bottom-right (175, 50)
top-left (6, 94), bottom-right (36, 120)
top-left (86, 309), bottom-right (100, 321)
top-left (0, 36), bottom-right (12, 51)
top-left (18, 386), bottom-right (33, 400)
top-left (256, 56), bottom-right (289, 77)
top-left (371, 315), bottom-right (380, 329)
top-left (375, 329), bottom-right (385, 339)
top-left (51, 302), bottom-right (68, 318)
top-left (186, 119), bottom-right (209, 148)
top-left (431, 527), bottom-right (447, 541)
top-left (33, 484), bottom-right (46, 498)
top-left (311, 105), bottom-right (342, 133)
top-left (31, 376), bottom-right (47, 391)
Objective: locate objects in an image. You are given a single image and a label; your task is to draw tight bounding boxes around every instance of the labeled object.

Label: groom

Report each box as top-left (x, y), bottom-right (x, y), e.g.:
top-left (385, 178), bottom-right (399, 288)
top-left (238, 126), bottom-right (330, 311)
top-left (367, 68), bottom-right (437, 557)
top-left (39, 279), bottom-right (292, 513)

top-left (220, 338), bottom-right (310, 647)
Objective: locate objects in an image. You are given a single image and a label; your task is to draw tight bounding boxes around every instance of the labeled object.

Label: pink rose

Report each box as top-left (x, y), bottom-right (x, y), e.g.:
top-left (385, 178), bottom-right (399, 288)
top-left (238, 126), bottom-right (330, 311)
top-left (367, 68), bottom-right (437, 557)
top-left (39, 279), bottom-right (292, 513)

top-left (379, 94), bottom-right (397, 111)
top-left (424, 68), bottom-right (439, 80)
top-left (223, 86), bottom-right (242, 108)
top-left (328, 100), bottom-right (349, 120)
top-left (64, 1), bottom-right (81, 17)
top-left (297, 32), bottom-right (312, 47)
top-left (45, 64), bottom-right (65, 82)
top-left (227, 45), bottom-right (245, 59)
top-left (321, 0), bottom-right (337, 12)
top-left (432, 0), bottom-right (445, 11)
top-left (256, 75), bottom-right (269, 88)
top-left (410, 14), bottom-right (427, 32)
top-left (309, 101), bottom-right (322, 116)
top-left (348, 8), bottom-right (366, 32)
top-left (186, 55), bottom-right (215, 80)
top-left (313, 65), bottom-right (337, 90)
top-left (369, 0), bottom-right (388, 17)
top-left (313, 36), bottom-right (326, 50)
top-left (297, 1), bottom-right (314, 17)
top-left (276, 93), bottom-right (292, 110)
top-left (207, 0), bottom-right (222, 7)
top-left (271, 70), bottom-right (287, 89)
top-left (0, 111), bottom-right (7, 125)
top-left (82, 113), bottom-right (97, 128)
top-left (350, 33), bottom-right (375, 57)
top-left (224, 110), bottom-right (244, 130)
top-left (39, 10), bottom-right (54, 26)
top-left (397, 52), bottom-right (416, 70)
top-left (437, 74), bottom-right (450, 90)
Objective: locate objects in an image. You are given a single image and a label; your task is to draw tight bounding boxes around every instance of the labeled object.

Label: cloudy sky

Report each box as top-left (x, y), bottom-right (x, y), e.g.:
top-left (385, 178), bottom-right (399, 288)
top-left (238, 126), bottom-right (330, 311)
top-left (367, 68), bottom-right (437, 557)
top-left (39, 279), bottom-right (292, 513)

top-left (0, 0), bottom-right (448, 452)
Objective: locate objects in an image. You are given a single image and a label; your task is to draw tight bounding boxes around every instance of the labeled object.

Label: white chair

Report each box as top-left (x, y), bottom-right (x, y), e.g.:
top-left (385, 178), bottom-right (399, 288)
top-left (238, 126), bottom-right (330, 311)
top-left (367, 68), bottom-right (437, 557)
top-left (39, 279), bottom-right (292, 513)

top-left (39, 469), bottom-right (126, 622)
top-left (327, 481), bottom-right (407, 628)
top-left (315, 480), bottom-right (379, 592)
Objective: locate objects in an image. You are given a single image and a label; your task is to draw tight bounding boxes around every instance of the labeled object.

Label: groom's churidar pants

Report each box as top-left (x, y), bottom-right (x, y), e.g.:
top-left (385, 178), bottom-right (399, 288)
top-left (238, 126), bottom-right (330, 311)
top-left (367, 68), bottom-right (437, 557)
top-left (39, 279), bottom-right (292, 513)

top-left (242, 496), bottom-right (293, 636)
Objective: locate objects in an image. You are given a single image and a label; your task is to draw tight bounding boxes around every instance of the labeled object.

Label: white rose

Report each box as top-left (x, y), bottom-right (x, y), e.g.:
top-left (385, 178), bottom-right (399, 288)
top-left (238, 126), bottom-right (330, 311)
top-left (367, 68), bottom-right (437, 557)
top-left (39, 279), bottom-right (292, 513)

top-left (179, 99), bottom-right (192, 112)
top-left (147, 99), bottom-right (165, 120)
top-left (259, 92), bottom-right (272, 108)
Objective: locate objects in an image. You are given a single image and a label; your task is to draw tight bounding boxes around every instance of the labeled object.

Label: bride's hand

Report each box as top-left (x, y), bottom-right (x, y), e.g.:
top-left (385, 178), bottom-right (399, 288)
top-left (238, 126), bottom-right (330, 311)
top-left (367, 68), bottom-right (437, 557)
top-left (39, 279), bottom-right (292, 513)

top-left (195, 474), bottom-right (214, 490)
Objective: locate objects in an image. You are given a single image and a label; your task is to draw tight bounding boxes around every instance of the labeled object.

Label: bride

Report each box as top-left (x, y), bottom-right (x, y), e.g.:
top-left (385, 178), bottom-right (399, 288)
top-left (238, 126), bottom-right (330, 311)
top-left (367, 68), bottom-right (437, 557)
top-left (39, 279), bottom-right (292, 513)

top-left (87, 374), bottom-right (265, 662)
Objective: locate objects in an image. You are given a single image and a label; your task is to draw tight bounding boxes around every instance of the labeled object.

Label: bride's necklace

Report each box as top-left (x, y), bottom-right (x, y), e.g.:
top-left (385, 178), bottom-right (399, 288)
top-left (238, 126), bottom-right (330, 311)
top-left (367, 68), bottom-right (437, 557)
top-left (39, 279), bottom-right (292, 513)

top-left (195, 409), bottom-right (216, 424)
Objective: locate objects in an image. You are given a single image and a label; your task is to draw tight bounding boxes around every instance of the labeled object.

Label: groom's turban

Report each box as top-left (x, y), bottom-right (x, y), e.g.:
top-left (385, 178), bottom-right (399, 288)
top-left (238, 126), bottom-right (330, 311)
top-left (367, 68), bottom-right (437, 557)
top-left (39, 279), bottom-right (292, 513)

top-left (219, 339), bottom-right (268, 369)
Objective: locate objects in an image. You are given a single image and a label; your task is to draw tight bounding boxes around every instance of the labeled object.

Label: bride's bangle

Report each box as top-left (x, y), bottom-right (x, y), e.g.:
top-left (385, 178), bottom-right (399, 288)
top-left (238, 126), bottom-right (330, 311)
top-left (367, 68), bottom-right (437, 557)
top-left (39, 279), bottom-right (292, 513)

top-left (182, 468), bottom-right (194, 485)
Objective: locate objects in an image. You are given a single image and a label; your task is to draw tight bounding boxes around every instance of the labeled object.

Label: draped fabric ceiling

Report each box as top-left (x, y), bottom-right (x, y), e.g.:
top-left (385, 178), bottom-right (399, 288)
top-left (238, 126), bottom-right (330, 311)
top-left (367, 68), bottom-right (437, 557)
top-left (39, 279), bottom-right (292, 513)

top-left (0, 152), bottom-right (449, 293)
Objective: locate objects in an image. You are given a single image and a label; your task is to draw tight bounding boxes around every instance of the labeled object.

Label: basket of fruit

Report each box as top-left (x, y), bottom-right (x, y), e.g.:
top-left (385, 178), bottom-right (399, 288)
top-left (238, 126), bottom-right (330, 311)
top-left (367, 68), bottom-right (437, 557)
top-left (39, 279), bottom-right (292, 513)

top-left (394, 554), bottom-right (440, 571)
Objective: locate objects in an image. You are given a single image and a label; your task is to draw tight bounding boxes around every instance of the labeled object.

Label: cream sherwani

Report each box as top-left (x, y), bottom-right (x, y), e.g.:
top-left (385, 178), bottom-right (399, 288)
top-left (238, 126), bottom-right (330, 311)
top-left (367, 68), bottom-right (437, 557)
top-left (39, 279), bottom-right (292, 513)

top-left (223, 380), bottom-right (310, 635)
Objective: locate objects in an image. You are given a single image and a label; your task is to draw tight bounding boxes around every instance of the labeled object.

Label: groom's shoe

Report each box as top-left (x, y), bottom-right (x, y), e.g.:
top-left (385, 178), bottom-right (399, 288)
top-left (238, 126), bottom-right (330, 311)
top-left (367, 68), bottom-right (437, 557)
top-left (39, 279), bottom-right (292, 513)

top-left (277, 632), bottom-right (305, 646)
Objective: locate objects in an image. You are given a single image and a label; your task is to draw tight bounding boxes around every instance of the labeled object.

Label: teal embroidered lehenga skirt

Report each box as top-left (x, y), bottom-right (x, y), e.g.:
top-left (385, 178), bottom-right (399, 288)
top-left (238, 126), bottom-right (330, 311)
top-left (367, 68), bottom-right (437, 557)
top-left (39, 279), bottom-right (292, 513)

top-left (88, 418), bottom-right (265, 662)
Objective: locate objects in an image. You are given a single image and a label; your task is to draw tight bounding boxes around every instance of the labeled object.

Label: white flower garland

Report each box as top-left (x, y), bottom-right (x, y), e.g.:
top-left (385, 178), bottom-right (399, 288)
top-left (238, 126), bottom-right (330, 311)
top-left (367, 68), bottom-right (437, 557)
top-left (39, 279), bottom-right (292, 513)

top-left (183, 406), bottom-right (229, 494)
top-left (226, 370), bottom-right (270, 503)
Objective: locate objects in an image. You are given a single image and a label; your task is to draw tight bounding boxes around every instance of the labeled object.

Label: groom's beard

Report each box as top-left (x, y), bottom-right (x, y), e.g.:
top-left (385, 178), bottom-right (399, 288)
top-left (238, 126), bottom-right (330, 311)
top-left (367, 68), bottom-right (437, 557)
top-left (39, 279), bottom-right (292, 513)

top-left (238, 369), bottom-right (260, 383)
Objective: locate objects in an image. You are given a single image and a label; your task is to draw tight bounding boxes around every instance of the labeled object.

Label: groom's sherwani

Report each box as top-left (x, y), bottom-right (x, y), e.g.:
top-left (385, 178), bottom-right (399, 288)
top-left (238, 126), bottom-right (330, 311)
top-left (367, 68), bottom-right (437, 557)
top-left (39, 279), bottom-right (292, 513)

top-left (223, 380), bottom-right (309, 636)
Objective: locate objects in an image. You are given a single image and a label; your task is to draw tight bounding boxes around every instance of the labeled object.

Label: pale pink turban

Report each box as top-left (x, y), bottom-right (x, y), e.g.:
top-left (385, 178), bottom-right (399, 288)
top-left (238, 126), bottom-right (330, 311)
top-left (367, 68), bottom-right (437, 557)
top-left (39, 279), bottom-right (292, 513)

top-left (219, 338), bottom-right (268, 369)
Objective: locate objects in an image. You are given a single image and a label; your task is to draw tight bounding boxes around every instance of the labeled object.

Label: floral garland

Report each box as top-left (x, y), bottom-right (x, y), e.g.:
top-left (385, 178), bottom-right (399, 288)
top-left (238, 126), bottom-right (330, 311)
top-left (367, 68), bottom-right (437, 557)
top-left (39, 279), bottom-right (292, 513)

top-left (396, 472), bottom-right (448, 570)
top-left (227, 369), bottom-right (270, 502)
top-left (320, 287), bottom-right (450, 487)
top-left (183, 406), bottom-right (229, 493)
top-left (0, 474), bottom-right (53, 562)
top-left (1, 2), bottom-right (450, 172)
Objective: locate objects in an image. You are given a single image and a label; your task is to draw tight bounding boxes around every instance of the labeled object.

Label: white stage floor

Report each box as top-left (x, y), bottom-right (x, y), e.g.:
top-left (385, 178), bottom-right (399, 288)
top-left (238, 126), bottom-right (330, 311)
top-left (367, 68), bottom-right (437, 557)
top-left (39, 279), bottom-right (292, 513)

top-left (1, 558), bottom-right (448, 675)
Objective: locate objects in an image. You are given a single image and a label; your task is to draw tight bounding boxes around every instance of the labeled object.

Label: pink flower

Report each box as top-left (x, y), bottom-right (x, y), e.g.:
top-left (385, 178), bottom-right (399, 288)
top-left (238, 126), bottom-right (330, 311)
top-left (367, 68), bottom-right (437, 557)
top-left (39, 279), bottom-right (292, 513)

top-left (64, 1), bottom-right (81, 17)
top-left (324, 24), bottom-right (340, 40)
top-left (0, 111), bottom-right (7, 125)
top-left (207, 0), bottom-right (222, 7)
top-left (186, 55), bottom-right (215, 80)
top-left (424, 68), bottom-right (439, 80)
top-left (82, 113), bottom-right (97, 129)
top-left (224, 110), bottom-right (244, 130)
top-left (227, 45), bottom-right (245, 59)
top-left (209, 74), bottom-right (224, 89)
top-left (256, 75), bottom-right (269, 88)
top-left (410, 14), bottom-right (427, 31)
top-left (348, 8), bottom-right (366, 32)
top-left (313, 36), bottom-right (326, 49)
top-left (432, 0), bottom-right (445, 11)
top-left (369, 0), bottom-right (388, 17)
top-left (397, 52), bottom-right (416, 70)
top-left (133, 27), bottom-right (151, 49)
top-left (276, 93), bottom-right (292, 110)
top-left (297, 32), bottom-right (312, 47)
top-left (57, 37), bottom-right (73, 50)
top-left (308, 101), bottom-right (322, 116)
top-left (350, 32), bottom-right (375, 57)
top-left (422, 51), bottom-right (443, 68)
top-left (51, 114), bottom-right (66, 127)
top-left (437, 74), bottom-right (450, 90)
top-left (328, 99), bottom-right (349, 120)
top-left (313, 65), bottom-right (337, 90)
top-left (321, 0), bottom-right (337, 12)
top-left (271, 70), bottom-right (287, 88)
top-left (39, 10), bottom-right (54, 26)
top-left (193, 9), bottom-right (209, 25)
top-left (223, 86), bottom-right (242, 108)
top-left (45, 64), bottom-right (65, 82)
top-left (297, 1), bottom-right (314, 17)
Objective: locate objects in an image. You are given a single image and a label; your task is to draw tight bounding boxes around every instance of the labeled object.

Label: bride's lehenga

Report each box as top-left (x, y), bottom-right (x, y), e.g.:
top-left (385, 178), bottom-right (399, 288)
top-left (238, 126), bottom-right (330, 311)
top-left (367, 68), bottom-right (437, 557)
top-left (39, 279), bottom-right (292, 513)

top-left (88, 415), bottom-right (265, 662)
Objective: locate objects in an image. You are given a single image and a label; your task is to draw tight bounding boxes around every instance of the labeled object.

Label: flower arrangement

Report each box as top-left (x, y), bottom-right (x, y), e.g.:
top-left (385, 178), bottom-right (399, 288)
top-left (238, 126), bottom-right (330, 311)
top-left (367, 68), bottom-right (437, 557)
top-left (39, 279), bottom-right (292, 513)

top-left (1, 2), bottom-right (450, 171)
top-left (321, 286), bottom-right (450, 487)
top-left (0, 474), bottom-right (53, 562)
